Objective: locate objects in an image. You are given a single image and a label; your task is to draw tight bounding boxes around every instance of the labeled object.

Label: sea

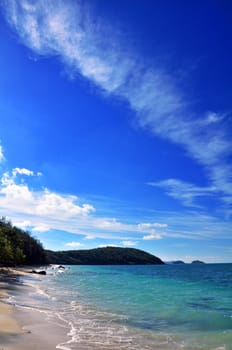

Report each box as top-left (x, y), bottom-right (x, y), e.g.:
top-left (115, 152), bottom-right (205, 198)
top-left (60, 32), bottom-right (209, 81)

top-left (10, 264), bottom-right (232, 350)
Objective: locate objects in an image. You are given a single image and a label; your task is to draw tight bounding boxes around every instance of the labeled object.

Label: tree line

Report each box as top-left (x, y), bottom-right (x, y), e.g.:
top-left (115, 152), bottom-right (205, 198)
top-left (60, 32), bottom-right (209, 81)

top-left (0, 216), bottom-right (165, 266)
top-left (46, 246), bottom-right (164, 265)
top-left (0, 217), bottom-right (47, 266)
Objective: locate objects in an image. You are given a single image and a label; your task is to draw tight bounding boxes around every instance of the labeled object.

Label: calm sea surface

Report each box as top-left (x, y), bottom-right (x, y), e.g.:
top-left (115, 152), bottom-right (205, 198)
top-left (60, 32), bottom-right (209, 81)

top-left (15, 264), bottom-right (232, 349)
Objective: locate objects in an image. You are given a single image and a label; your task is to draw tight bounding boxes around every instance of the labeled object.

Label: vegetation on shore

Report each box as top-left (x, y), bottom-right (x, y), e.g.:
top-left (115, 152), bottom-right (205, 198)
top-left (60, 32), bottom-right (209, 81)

top-left (46, 247), bottom-right (164, 265)
top-left (0, 217), bottom-right (164, 266)
top-left (0, 217), bottom-right (47, 266)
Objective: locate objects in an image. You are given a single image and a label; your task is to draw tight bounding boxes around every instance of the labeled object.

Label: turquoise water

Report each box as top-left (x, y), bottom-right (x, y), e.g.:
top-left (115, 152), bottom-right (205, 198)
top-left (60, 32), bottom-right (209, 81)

top-left (17, 264), bottom-right (232, 349)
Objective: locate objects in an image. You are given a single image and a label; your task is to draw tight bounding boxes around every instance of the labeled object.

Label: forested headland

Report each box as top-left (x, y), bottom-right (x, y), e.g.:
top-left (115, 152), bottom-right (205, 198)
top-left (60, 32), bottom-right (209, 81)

top-left (46, 247), bottom-right (164, 265)
top-left (0, 217), bottom-right (164, 266)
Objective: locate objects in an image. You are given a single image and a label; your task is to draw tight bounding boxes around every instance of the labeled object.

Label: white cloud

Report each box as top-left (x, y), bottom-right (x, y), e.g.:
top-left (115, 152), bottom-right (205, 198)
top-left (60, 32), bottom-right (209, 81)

top-left (0, 180), bottom-right (94, 218)
top-left (143, 234), bottom-right (162, 240)
top-left (94, 218), bottom-right (124, 230)
top-left (0, 145), bottom-right (4, 163)
top-left (12, 167), bottom-right (34, 177)
top-left (138, 222), bottom-right (168, 229)
top-left (0, 166), bottom-right (167, 240)
top-left (98, 244), bottom-right (119, 248)
top-left (36, 190), bottom-right (94, 217)
top-left (0, 163), bottom-right (231, 242)
top-left (149, 210), bottom-right (232, 240)
top-left (1, 168), bottom-right (42, 188)
top-left (12, 167), bottom-right (42, 177)
top-left (93, 218), bottom-right (168, 235)
top-left (13, 220), bottom-right (32, 229)
top-left (137, 222), bottom-right (166, 240)
top-left (205, 112), bottom-right (225, 124)
top-left (2, 0), bottom-right (131, 92)
top-left (121, 240), bottom-right (137, 247)
top-left (84, 235), bottom-right (95, 240)
top-left (32, 224), bottom-right (51, 232)
top-left (0, 170), bottom-right (95, 230)
top-left (89, 217), bottom-right (168, 241)
top-left (2, 0), bottom-right (231, 209)
top-left (65, 241), bottom-right (84, 248)
top-left (149, 179), bottom-right (217, 207)
top-left (1, 182), bottom-right (34, 204)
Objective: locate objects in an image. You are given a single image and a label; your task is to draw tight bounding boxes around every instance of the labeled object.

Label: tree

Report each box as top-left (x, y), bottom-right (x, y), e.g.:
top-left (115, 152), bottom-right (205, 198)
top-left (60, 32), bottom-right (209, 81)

top-left (0, 235), bottom-right (14, 265)
top-left (0, 217), bottom-right (47, 266)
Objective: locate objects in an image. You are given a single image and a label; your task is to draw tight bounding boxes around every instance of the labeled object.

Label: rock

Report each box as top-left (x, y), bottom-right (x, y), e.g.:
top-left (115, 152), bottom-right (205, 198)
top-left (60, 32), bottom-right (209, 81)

top-left (30, 270), bottom-right (47, 275)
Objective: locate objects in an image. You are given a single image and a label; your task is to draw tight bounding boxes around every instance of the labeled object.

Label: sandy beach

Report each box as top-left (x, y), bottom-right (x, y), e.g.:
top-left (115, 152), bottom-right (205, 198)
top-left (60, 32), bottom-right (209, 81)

top-left (0, 268), bottom-right (68, 350)
top-left (1, 265), bottom-right (232, 350)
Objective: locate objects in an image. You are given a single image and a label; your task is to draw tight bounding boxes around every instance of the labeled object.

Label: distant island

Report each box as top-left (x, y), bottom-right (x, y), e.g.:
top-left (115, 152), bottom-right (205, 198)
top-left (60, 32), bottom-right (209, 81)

top-left (0, 217), bottom-right (164, 266)
top-left (167, 260), bottom-right (206, 265)
top-left (191, 260), bottom-right (205, 264)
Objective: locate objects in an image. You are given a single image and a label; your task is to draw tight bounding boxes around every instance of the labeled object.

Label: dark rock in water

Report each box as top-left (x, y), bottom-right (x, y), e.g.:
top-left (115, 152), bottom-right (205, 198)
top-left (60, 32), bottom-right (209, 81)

top-left (191, 260), bottom-right (205, 264)
top-left (58, 265), bottom-right (65, 269)
top-left (30, 270), bottom-right (46, 275)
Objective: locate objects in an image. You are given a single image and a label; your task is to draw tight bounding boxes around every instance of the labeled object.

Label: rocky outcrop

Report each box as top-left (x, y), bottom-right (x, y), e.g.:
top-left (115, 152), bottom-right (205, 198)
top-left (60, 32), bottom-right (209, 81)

top-left (30, 270), bottom-right (47, 275)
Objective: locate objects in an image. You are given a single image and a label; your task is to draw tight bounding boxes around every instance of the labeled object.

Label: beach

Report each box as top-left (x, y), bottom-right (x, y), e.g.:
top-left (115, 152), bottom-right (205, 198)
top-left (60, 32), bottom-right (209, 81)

top-left (0, 268), bottom-right (68, 350)
top-left (0, 268), bottom-right (25, 349)
top-left (1, 264), bottom-right (232, 350)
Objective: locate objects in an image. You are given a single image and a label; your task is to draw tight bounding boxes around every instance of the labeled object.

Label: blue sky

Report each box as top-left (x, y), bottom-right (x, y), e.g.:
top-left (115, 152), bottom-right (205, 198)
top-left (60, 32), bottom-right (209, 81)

top-left (0, 0), bottom-right (231, 262)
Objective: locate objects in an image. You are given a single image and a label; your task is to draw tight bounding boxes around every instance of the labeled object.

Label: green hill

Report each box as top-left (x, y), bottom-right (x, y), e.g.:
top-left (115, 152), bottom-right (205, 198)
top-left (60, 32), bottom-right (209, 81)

top-left (46, 246), bottom-right (164, 265)
top-left (0, 217), bottom-right (164, 266)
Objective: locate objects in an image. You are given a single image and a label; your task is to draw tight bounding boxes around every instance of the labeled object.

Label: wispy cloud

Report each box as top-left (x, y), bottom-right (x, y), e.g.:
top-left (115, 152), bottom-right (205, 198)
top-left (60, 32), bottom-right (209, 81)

top-left (149, 210), bottom-right (232, 240)
top-left (91, 218), bottom-right (167, 239)
top-left (1, 0), bottom-right (232, 210)
top-left (65, 241), bottom-right (84, 248)
top-left (143, 234), bottom-right (162, 240)
top-left (148, 179), bottom-right (217, 207)
top-left (0, 145), bottom-right (4, 163)
top-left (0, 161), bottom-right (231, 242)
top-left (2, 0), bottom-right (132, 92)
top-left (121, 240), bottom-right (137, 247)
top-left (138, 223), bottom-right (168, 229)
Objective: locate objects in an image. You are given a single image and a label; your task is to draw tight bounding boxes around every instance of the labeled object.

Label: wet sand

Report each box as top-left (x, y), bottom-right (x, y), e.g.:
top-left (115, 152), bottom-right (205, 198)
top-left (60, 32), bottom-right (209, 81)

top-left (0, 268), bottom-right (68, 350)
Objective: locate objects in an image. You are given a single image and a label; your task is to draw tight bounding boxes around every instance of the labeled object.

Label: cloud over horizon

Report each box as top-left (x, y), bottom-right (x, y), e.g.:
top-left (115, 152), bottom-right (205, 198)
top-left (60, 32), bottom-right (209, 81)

top-left (0, 162), bottom-right (231, 244)
top-left (0, 167), bottom-right (95, 223)
top-left (0, 164), bottom-right (169, 241)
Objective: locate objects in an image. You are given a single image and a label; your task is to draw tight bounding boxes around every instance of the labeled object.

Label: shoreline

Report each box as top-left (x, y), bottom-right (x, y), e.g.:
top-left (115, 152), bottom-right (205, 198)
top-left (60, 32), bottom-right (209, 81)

top-left (0, 267), bottom-right (69, 350)
top-left (2, 265), bottom-right (231, 350)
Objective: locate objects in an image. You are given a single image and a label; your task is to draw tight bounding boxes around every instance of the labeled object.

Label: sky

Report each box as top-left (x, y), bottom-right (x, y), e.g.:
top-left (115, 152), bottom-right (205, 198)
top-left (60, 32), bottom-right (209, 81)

top-left (0, 0), bottom-right (231, 263)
